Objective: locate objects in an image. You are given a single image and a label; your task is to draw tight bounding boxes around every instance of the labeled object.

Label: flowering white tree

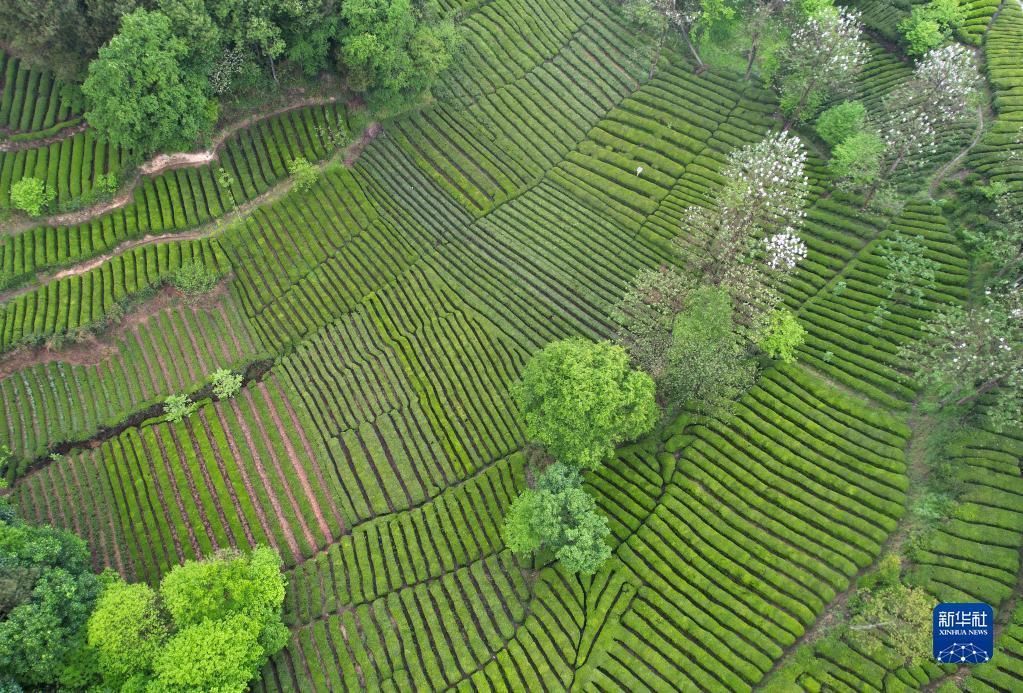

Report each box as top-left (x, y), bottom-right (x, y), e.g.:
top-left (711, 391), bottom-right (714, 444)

top-left (614, 132), bottom-right (810, 413)
top-left (871, 45), bottom-right (980, 197)
top-left (775, 7), bottom-right (867, 125)
top-left (676, 131), bottom-right (810, 324)
top-left (902, 287), bottom-right (1022, 430)
top-left (871, 232), bottom-right (939, 327)
top-left (621, 0), bottom-right (734, 72)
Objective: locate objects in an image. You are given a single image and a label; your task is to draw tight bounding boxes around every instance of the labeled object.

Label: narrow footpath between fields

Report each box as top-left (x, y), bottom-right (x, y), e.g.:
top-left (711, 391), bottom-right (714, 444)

top-left (0, 120), bottom-right (382, 306)
top-left (1, 94), bottom-right (349, 236)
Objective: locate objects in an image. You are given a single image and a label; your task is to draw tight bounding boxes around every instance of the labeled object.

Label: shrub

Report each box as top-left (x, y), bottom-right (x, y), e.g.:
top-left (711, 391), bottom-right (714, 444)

top-left (829, 131), bottom-right (886, 187)
top-left (164, 394), bottom-right (196, 422)
top-left (815, 101), bottom-right (866, 147)
top-left (170, 258), bottom-right (219, 296)
top-left (10, 177), bottom-right (56, 216)
top-left (755, 308), bottom-right (806, 363)
top-left (93, 172), bottom-right (118, 196)
top-left (210, 369), bottom-right (243, 400)
top-left (287, 156), bottom-right (318, 193)
top-left (216, 167), bottom-right (237, 208)
top-left (898, 0), bottom-right (966, 55)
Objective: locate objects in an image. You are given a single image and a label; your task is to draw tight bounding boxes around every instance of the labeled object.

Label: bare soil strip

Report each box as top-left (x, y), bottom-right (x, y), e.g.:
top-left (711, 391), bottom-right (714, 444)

top-left (183, 417), bottom-right (239, 550)
top-left (229, 396), bottom-right (304, 559)
top-left (0, 121), bottom-right (381, 308)
top-left (166, 425), bottom-right (220, 553)
top-left (152, 428), bottom-right (201, 560)
top-left (273, 374), bottom-right (347, 534)
top-left (213, 399), bottom-right (281, 553)
top-left (1, 95), bottom-right (347, 235)
top-left (196, 411), bottom-right (257, 547)
top-left (242, 385), bottom-right (319, 549)
top-left (0, 121), bottom-right (87, 152)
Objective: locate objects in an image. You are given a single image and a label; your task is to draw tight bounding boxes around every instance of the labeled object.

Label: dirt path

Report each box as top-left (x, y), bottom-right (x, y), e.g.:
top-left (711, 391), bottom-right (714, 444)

top-left (0, 122), bottom-right (381, 307)
top-left (755, 410), bottom-right (933, 688)
top-left (929, 104), bottom-right (988, 197)
top-left (229, 395), bottom-right (304, 559)
top-left (2, 94), bottom-right (347, 235)
top-left (0, 121), bottom-right (87, 152)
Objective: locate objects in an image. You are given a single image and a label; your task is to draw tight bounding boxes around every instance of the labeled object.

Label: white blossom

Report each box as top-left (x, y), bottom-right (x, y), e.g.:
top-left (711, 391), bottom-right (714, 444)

top-left (765, 229), bottom-right (808, 270)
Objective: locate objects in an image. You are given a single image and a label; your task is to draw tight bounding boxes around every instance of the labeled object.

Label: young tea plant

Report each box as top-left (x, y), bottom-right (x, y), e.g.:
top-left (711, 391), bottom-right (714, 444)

top-left (210, 369), bottom-right (243, 400)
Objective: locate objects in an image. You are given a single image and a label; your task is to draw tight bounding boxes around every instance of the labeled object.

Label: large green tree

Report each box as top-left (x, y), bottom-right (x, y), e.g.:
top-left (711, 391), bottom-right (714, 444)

top-left (503, 463), bottom-right (611, 574)
top-left (337, 0), bottom-right (460, 109)
top-left (86, 581), bottom-right (167, 690)
top-left (82, 9), bottom-right (217, 155)
top-left (149, 615), bottom-right (267, 692)
top-left (0, 518), bottom-right (102, 688)
top-left (662, 286), bottom-right (758, 414)
top-left (86, 546), bottom-right (288, 691)
top-left (513, 339), bottom-right (658, 469)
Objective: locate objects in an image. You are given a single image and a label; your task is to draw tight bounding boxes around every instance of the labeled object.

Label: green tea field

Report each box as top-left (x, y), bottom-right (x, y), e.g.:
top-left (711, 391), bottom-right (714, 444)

top-left (1, 0), bottom-right (1021, 690)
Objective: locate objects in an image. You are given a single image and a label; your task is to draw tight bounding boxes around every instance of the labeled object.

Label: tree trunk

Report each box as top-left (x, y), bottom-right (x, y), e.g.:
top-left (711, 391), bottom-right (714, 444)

top-left (268, 54), bottom-right (278, 84)
top-left (683, 30), bottom-right (705, 72)
top-left (745, 37), bottom-right (759, 80)
top-left (954, 376), bottom-right (1003, 406)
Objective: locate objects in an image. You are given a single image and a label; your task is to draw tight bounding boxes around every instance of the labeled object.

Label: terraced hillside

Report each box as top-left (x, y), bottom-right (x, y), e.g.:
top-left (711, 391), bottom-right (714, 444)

top-left (2, 0), bottom-right (1022, 690)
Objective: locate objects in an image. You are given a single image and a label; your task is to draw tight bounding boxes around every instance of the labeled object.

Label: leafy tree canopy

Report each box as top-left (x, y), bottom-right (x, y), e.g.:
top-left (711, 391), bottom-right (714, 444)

top-left (754, 307), bottom-right (806, 364)
top-left (816, 100), bottom-right (866, 147)
top-left (664, 286), bottom-right (758, 414)
top-left (338, 0), bottom-right (460, 109)
top-left (513, 338), bottom-right (658, 469)
top-left (0, 518), bottom-right (102, 688)
top-left (82, 9), bottom-right (218, 155)
top-left (149, 614), bottom-right (266, 693)
top-left (86, 581), bottom-right (167, 690)
top-left (503, 463), bottom-right (612, 574)
top-left (85, 546), bottom-right (288, 691)
top-left (847, 556), bottom-right (936, 666)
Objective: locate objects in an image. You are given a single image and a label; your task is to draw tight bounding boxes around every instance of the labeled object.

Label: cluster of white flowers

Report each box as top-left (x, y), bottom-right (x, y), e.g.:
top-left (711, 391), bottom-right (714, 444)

top-left (653, 0), bottom-right (697, 28)
top-left (911, 45), bottom-right (979, 125)
top-left (790, 7), bottom-right (867, 83)
top-left (881, 104), bottom-right (940, 170)
top-left (209, 49), bottom-right (246, 96)
top-left (723, 131), bottom-right (810, 230)
top-left (765, 229), bottom-right (808, 271)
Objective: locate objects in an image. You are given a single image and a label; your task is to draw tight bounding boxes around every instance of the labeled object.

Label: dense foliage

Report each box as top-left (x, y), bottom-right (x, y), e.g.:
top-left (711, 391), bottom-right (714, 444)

top-left (513, 339), bottom-right (657, 470)
top-left (503, 463), bottom-right (611, 574)
top-left (0, 514), bottom-right (101, 689)
top-left (8, 178), bottom-right (55, 218)
top-left (82, 9), bottom-right (218, 155)
top-left (2, 0), bottom-right (461, 155)
top-left (87, 547), bottom-right (288, 692)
